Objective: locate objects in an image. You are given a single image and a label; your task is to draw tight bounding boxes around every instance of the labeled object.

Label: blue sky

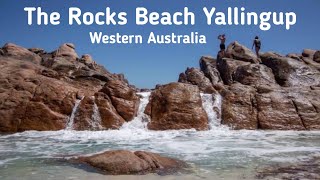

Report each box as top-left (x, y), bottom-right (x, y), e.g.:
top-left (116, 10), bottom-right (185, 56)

top-left (1, 0), bottom-right (319, 88)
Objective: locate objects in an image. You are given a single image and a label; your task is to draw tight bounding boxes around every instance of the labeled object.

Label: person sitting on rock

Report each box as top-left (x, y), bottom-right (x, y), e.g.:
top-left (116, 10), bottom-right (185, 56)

top-left (252, 36), bottom-right (261, 58)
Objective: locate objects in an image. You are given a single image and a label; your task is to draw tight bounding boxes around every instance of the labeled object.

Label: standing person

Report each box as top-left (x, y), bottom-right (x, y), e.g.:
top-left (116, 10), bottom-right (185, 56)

top-left (218, 34), bottom-right (226, 56)
top-left (252, 36), bottom-right (261, 57)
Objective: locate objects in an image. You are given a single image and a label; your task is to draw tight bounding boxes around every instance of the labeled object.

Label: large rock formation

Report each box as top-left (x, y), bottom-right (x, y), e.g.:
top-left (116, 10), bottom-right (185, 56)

top-left (221, 83), bottom-right (258, 130)
top-left (233, 63), bottom-right (278, 87)
top-left (199, 56), bottom-right (223, 85)
top-left (302, 49), bottom-right (316, 59)
top-left (100, 79), bottom-right (140, 121)
top-left (260, 52), bottom-right (320, 87)
top-left (56, 43), bottom-right (78, 61)
top-left (0, 43), bottom-right (139, 132)
top-left (217, 58), bottom-right (250, 85)
top-left (226, 41), bottom-right (260, 63)
top-left (1, 41), bottom-right (320, 132)
top-left (71, 150), bottom-right (187, 175)
top-left (314, 51), bottom-right (320, 63)
top-left (178, 67), bottom-right (216, 93)
top-left (146, 83), bottom-right (209, 131)
top-left (2, 43), bottom-right (42, 64)
top-left (177, 42), bottom-right (320, 130)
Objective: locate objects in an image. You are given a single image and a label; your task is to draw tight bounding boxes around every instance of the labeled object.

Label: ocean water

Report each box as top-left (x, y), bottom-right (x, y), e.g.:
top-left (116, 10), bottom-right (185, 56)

top-left (0, 92), bottom-right (319, 180)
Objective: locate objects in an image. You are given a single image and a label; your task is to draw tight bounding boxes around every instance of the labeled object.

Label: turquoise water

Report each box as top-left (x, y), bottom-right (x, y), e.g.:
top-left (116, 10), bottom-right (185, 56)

top-left (1, 92), bottom-right (319, 179)
top-left (0, 129), bottom-right (320, 179)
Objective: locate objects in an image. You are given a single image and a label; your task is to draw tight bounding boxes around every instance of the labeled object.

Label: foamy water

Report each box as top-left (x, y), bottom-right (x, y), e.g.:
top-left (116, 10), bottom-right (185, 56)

top-left (0, 92), bottom-right (320, 180)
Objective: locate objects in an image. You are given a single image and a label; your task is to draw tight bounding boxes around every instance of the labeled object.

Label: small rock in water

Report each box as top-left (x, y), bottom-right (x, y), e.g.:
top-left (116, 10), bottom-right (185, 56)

top-left (70, 150), bottom-right (188, 175)
top-left (256, 155), bottom-right (320, 179)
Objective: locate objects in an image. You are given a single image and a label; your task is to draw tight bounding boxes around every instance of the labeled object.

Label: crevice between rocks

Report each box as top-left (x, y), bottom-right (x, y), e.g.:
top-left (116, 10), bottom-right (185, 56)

top-left (253, 92), bottom-right (262, 129)
top-left (21, 78), bottom-right (44, 127)
top-left (311, 103), bottom-right (319, 113)
top-left (291, 100), bottom-right (307, 130)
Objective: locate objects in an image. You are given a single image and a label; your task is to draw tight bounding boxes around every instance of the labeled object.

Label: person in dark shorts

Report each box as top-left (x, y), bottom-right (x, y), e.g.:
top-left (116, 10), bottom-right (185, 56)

top-left (252, 36), bottom-right (261, 57)
top-left (218, 34), bottom-right (226, 57)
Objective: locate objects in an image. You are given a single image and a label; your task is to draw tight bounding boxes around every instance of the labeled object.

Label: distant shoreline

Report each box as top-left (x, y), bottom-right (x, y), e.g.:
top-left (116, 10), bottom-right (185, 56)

top-left (89, 31), bottom-right (207, 45)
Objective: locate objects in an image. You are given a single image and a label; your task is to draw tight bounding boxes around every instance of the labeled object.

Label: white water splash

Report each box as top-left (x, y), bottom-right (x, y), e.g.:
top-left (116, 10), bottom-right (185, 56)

top-left (66, 98), bottom-right (83, 130)
top-left (121, 92), bottom-right (151, 130)
top-left (200, 93), bottom-right (224, 130)
top-left (91, 97), bottom-right (103, 130)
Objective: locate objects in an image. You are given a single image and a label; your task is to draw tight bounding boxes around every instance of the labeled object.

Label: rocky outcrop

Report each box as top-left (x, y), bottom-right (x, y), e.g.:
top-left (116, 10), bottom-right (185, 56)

top-left (226, 41), bottom-right (260, 63)
top-left (56, 43), bottom-right (78, 61)
top-left (0, 43), bottom-right (138, 132)
top-left (178, 67), bottom-right (216, 93)
top-left (0, 58), bottom-right (79, 132)
top-left (256, 87), bottom-right (306, 130)
top-left (94, 92), bottom-right (126, 129)
top-left (257, 155), bottom-right (320, 180)
top-left (100, 80), bottom-right (140, 122)
top-left (234, 63), bottom-right (278, 87)
top-left (301, 57), bottom-right (320, 71)
top-left (217, 58), bottom-right (250, 85)
top-left (199, 56), bottom-right (223, 85)
top-left (261, 52), bottom-right (320, 87)
top-left (314, 51), bottom-right (320, 63)
top-left (302, 49), bottom-right (316, 59)
top-left (2, 43), bottom-right (42, 64)
top-left (72, 96), bottom-right (97, 131)
top-left (146, 83), bottom-right (209, 131)
top-left (286, 53), bottom-right (302, 61)
top-left (71, 150), bottom-right (187, 175)
top-left (179, 42), bottom-right (320, 131)
top-left (1, 41), bottom-right (320, 132)
top-left (221, 83), bottom-right (258, 130)
top-left (79, 54), bottom-right (96, 70)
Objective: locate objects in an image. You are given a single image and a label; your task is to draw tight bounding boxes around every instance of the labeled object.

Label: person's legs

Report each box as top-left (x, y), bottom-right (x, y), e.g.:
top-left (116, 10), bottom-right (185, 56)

top-left (220, 43), bottom-right (226, 57)
top-left (255, 47), bottom-right (260, 57)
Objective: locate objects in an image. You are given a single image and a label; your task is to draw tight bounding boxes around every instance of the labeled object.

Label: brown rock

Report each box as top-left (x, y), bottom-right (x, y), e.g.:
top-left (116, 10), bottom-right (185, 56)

top-left (302, 49), bottom-right (316, 59)
top-left (56, 43), bottom-right (78, 61)
top-left (18, 102), bottom-right (67, 131)
top-left (72, 96), bottom-right (95, 131)
top-left (72, 150), bottom-right (187, 175)
top-left (0, 57), bottom-right (79, 132)
top-left (199, 56), bottom-right (223, 85)
top-left (234, 64), bottom-right (279, 87)
top-left (257, 155), bottom-right (320, 180)
top-left (314, 51), bottom-right (320, 63)
top-left (80, 54), bottom-right (95, 66)
top-left (256, 88), bottom-right (306, 130)
top-left (2, 43), bottom-right (42, 64)
top-left (100, 79), bottom-right (140, 121)
top-left (261, 52), bottom-right (320, 87)
top-left (94, 92), bottom-right (125, 129)
top-left (221, 83), bottom-right (258, 130)
top-left (178, 67), bottom-right (216, 94)
top-left (226, 41), bottom-right (260, 63)
top-left (286, 53), bottom-right (302, 61)
top-left (286, 88), bottom-right (320, 130)
top-left (147, 83), bottom-right (209, 131)
top-left (301, 57), bottom-right (320, 71)
top-left (217, 58), bottom-right (250, 85)
top-left (0, 43), bottom-right (140, 133)
top-left (28, 48), bottom-right (45, 55)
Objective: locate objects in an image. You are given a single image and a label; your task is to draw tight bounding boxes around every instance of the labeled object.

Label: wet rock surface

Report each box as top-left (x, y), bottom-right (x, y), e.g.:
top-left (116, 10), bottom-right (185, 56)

top-left (177, 42), bottom-right (320, 130)
top-left (146, 82), bottom-right (209, 131)
top-left (0, 43), bottom-right (138, 132)
top-left (1, 41), bottom-right (320, 132)
top-left (71, 150), bottom-right (188, 175)
top-left (256, 155), bottom-right (320, 180)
